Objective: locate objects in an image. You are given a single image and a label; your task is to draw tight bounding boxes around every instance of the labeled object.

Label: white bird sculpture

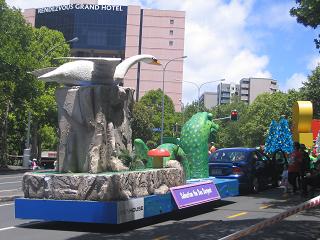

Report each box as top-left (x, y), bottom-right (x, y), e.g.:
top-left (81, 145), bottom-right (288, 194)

top-left (30, 54), bottom-right (161, 86)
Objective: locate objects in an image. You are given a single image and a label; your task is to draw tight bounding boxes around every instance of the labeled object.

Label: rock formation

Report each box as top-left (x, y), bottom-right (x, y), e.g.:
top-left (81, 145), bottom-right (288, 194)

top-left (55, 84), bottom-right (134, 173)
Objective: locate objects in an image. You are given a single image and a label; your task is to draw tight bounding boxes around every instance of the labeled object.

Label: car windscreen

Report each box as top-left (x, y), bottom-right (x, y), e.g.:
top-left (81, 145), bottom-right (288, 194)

top-left (209, 150), bottom-right (249, 162)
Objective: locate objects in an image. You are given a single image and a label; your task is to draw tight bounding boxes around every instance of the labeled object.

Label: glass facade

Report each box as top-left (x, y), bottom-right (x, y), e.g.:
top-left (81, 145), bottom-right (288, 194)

top-left (35, 4), bottom-right (128, 57)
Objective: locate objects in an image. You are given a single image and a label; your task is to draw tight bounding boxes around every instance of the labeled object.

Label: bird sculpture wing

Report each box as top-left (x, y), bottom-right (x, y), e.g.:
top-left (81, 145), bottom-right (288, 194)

top-left (58, 57), bottom-right (121, 82)
top-left (29, 67), bottom-right (57, 77)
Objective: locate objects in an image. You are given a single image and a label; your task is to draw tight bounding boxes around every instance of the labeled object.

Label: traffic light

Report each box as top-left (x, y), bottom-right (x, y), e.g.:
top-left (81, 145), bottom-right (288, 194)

top-left (230, 110), bottom-right (238, 121)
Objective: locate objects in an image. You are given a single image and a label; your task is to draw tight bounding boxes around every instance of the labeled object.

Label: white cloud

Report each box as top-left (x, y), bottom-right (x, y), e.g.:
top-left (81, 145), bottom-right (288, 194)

top-left (307, 55), bottom-right (320, 70)
top-left (6, 0), bottom-right (69, 9)
top-left (282, 56), bottom-right (320, 91)
top-left (282, 73), bottom-right (306, 91)
top-left (249, 2), bottom-right (296, 30)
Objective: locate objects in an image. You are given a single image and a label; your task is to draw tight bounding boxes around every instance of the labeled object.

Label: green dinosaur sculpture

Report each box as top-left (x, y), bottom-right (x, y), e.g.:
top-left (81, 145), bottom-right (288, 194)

top-left (134, 138), bottom-right (153, 168)
top-left (133, 112), bottom-right (219, 180)
top-left (156, 143), bottom-right (190, 179)
top-left (180, 112), bottom-right (219, 179)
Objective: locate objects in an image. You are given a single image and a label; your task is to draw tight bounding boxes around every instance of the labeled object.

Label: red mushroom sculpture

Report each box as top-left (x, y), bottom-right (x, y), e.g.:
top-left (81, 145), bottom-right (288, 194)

top-left (147, 148), bottom-right (170, 168)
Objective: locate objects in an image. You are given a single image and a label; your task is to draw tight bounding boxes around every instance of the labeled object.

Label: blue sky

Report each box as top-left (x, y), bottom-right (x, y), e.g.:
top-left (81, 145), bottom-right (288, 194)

top-left (6, 0), bottom-right (320, 104)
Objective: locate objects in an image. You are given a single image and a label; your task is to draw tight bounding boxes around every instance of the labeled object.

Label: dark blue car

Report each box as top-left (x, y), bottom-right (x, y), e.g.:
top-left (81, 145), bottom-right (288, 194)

top-left (209, 148), bottom-right (280, 193)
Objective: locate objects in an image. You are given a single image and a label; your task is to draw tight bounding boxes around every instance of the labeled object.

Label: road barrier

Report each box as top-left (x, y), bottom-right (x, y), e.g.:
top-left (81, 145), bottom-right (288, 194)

top-left (219, 195), bottom-right (320, 240)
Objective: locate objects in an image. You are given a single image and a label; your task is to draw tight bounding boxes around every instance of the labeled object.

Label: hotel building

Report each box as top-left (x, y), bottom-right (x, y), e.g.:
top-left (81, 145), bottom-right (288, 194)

top-left (22, 0), bottom-right (185, 111)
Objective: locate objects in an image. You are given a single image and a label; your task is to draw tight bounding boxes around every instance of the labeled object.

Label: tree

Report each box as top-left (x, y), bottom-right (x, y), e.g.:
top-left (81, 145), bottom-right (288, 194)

top-left (239, 91), bottom-right (300, 147)
top-left (210, 96), bottom-right (248, 148)
top-left (132, 89), bottom-right (178, 144)
top-left (290, 0), bottom-right (320, 50)
top-left (27, 27), bottom-right (70, 159)
top-left (132, 103), bottom-right (154, 143)
top-left (0, 0), bottom-right (70, 167)
top-left (0, 0), bottom-right (34, 167)
top-left (300, 65), bottom-right (320, 118)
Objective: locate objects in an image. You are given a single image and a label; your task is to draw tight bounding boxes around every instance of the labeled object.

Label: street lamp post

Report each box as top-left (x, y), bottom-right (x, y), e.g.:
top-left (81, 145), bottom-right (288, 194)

top-left (160, 56), bottom-right (187, 144)
top-left (184, 79), bottom-right (225, 111)
top-left (39, 37), bottom-right (79, 62)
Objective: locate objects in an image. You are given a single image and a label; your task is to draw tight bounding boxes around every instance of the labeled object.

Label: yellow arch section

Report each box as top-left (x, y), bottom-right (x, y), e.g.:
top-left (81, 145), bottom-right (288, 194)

top-left (292, 101), bottom-right (313, 148)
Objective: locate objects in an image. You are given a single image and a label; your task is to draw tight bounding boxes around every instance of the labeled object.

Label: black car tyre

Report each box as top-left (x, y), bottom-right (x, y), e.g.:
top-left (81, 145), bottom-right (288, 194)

top-left (251, 177), bottom-right (260, 193)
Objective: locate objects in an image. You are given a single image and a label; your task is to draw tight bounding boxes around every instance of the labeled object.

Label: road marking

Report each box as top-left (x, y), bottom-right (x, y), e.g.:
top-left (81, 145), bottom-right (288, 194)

top-left (0, 181), bottom-right (21, 185)
top-left (0, 226), bottom-right (16, 232)
top-left (153, 235), bottom-right (169, 240)
top-left (0, 189), bottom-right (20, 193)
top-left (0, 175), bottom-right (23, 180)
top-left (0, 203), bottom-right (14, 207)
top-left (188, 222), bottom-right (213, 230)
top-left (226, 212), bottom-right (248, 219)
top-left (260, 204), bottom-right (273, 209)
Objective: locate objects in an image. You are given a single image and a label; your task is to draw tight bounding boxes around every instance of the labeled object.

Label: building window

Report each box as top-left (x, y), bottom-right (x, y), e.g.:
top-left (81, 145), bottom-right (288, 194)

top-left (169, 30), bottom-right (173, 35)
top-left (169, 40), bottom-right (174, 46)
top-left (170, 19), bottom-right (174, 24)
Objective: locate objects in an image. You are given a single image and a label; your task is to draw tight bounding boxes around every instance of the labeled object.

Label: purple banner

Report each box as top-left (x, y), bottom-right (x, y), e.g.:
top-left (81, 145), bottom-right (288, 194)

top-left (170, 181), bottom-right (221, 209)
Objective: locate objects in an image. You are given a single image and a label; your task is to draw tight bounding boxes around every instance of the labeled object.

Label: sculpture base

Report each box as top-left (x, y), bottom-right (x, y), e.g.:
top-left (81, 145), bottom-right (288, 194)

top-left (16, 178), bottom-right (239, 224)
top-left (22, 168), bottom-right (185, 201)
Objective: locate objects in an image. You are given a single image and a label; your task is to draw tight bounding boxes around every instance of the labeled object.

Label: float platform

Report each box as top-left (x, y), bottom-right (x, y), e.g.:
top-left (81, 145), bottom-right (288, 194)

top-left (15, 177), bottom-right (238, 224)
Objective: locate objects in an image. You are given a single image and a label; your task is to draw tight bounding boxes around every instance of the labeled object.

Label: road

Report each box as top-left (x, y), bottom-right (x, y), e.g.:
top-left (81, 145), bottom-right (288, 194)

top-left (0, 172), bottom-right (319, 240)
top-left (0, 172), bottom-right (25, 201)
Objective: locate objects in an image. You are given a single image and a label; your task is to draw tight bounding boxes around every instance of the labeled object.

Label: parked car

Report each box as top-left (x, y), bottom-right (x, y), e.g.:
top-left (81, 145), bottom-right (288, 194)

top-left (208, 148), bottom-right (281, 193)
top-left (40, 151), bottom-right (57, 169)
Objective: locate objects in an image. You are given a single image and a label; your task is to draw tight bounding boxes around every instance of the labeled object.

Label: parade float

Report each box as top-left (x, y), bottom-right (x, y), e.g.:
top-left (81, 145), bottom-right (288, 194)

top-left (15, 55), bottom-right (238, 224)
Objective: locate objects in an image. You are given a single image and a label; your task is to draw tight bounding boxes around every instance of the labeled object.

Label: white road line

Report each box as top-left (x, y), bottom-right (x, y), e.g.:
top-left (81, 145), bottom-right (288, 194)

top-left (0, 203), bottom-right (14, 207)
top-left (0, 226), bottom-right (16, 232)
top-left (0, 175), bottom-right (23, 180)
top-left (0, 189), bottom-right (20, 193)
top-left (0, 181), bottom-right (21, 185)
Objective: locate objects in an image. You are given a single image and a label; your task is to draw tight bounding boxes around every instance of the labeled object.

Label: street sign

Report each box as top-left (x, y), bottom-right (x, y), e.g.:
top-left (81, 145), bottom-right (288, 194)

top-left (170, 181), bottom-right (220, 209)
top-left (152, 128), bottom-right (161, 132)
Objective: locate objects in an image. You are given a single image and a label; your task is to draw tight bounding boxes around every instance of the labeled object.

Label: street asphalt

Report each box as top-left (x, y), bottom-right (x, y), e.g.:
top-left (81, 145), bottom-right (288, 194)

top-left (0, 187), bottom-right (319, 239)
top-left (0, 166), bottom-right (30, 202)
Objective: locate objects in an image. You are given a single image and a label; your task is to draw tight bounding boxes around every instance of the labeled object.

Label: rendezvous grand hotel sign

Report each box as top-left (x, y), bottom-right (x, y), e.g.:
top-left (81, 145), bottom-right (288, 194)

top-left (37, 4), bottom-right (125, 14)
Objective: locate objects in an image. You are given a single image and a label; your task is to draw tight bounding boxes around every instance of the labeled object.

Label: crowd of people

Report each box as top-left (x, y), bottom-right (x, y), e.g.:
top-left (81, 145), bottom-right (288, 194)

top-left (280, 142), bottom-right (320, 196)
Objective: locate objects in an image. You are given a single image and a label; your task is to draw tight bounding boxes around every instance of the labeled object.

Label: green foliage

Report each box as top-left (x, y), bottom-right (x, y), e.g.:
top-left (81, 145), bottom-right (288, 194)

top-left (132, 89), bottom-right (179, 144)
top-left (290, 0), bottom-right (320, 50)
top-left (0, 1), bottom-right (71, 166)
top-left (206, 91), bottom-right (302, 149)
top-left (118, 149), bottom-right (145, 170)
top-left (290, 0), bottom-right (320, 29)
top-left (300, 65), bottom-right (320, 118)
top-left (239, 92), bottom-right (294, 147)
top-left (210, 98), bottom-right (248, 148)
top-left (183, 101), bottom-right (199, 123)
top-left (146, 140), bottom-right (157, 149)
top-left (38, 124), bottom-right (58, 150)
top-left (132, 103), bottom-right (154, 143)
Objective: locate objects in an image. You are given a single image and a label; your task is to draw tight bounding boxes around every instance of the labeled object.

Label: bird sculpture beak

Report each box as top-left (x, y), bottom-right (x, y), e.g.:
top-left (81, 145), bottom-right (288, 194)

top-left (152, 58), bottom-right (161, 65)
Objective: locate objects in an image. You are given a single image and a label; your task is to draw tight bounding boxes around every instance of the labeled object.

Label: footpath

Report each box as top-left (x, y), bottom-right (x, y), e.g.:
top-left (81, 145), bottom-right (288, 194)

top-left (0, 166), bottom-right (31, 202)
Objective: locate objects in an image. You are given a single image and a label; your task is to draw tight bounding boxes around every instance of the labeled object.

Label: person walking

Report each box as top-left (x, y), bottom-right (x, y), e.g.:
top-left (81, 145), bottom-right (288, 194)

top-left (281, 164), bottom-right (289, 194)
top-left (288, 142), bottom-right (302, 193)
top-left (300, 144), bottom-right (311, 176)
